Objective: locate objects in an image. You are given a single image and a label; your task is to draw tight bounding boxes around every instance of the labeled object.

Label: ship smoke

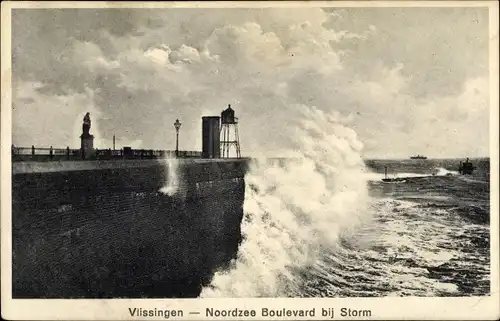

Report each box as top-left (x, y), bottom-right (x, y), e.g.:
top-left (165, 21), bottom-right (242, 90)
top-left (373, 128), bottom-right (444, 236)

top-left (201, 105), bottom-right (371, 297)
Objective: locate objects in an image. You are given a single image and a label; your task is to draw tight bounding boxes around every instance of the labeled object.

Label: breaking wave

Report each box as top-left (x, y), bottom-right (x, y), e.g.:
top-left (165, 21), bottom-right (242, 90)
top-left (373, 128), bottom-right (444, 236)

top-left (201, 105), bottom-right (371, 297)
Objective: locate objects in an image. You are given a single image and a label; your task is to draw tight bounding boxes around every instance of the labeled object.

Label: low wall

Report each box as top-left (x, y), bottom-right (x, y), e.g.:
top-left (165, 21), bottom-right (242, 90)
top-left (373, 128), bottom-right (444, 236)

top-left (12, 159), bottom-right (250, 298)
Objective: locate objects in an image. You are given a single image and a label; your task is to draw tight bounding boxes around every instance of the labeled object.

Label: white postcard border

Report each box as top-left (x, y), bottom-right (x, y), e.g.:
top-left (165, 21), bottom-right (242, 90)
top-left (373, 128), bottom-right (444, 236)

top-left (1, 1), bottom-right (499, 320)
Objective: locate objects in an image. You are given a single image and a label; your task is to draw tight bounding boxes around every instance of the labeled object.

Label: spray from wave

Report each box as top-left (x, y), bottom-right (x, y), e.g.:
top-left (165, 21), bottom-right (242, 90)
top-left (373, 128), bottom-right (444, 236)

top-left (160, 157), bottom-right (181, 196)
top-left (201, 105), bottom-right (371, 298)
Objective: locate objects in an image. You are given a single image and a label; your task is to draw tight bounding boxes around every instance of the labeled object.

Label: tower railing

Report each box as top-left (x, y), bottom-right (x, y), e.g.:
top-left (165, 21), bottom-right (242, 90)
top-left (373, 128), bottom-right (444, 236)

top-left (220, 116), bottom-right (241, 158)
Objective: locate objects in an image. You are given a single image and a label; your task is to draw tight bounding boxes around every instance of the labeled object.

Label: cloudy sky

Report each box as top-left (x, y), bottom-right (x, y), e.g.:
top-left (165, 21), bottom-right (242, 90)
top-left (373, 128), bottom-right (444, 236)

top-left (11, 6), bottom-right (490, 158)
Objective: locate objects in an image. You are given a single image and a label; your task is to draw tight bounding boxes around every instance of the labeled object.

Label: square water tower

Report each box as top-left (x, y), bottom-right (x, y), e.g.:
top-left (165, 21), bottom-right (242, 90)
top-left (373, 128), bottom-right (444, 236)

top-left (202, 116), bottom-right (220, 158)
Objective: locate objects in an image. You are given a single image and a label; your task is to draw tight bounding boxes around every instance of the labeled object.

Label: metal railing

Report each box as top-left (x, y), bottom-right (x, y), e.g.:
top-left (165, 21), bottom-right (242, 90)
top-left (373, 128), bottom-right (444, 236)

top-left (11, 145), bottom-right (202, 162)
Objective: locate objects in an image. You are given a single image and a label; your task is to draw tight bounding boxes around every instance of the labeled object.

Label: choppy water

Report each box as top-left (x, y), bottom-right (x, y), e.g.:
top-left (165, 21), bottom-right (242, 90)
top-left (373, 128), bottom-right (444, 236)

top-left (296, 159), bottom-right (491, 297)
top-left (202, 157), bottom-right (490, 298)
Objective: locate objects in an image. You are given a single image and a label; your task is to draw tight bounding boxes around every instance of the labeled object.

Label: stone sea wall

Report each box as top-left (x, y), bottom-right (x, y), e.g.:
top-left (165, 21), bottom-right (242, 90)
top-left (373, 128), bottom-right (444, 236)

top-left (12, 159), bottom-right (249, 298)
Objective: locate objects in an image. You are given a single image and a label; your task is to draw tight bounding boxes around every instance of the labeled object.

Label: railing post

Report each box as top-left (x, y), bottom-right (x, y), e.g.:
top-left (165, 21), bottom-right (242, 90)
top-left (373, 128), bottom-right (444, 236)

top-left (31, 145), bottom-right (35, 156)
top-left (49, 146), bottom-right (53, 160)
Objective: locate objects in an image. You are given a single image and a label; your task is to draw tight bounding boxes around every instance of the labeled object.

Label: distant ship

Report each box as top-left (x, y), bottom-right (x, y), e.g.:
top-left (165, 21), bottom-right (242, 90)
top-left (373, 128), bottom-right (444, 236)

top-left (410, 155), bottom-right (427, 160)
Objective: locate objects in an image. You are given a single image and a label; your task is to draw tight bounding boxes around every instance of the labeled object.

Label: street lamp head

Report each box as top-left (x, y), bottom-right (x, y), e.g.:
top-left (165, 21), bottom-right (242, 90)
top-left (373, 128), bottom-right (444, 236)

top-left (174, 119), bottom-right (182, 132)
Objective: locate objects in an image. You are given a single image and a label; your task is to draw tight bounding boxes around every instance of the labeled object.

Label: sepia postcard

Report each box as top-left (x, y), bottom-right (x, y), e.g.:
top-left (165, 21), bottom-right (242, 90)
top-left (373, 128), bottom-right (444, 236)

top-left (1, 1), bottom-right (499, 320)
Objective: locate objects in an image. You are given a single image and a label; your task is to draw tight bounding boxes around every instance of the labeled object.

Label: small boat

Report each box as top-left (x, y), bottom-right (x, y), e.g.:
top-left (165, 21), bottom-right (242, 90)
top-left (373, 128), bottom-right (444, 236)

top-left (382, 166), bottom-right (392, 182)
top-left (382, 166), bottom-right (406, 183)
top-left (458, 158), bottom-right (475, 175)
top-left (410, 154), bottom-right (427, 160)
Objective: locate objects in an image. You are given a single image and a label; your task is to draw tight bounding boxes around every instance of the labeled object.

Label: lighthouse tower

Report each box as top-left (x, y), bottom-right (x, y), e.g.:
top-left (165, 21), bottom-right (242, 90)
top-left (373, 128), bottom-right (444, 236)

top-left (220, 104), bottom-right (241, 158)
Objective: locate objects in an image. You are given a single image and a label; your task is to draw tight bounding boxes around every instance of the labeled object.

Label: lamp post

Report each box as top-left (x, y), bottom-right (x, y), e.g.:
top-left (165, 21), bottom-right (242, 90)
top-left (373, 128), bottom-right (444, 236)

top-left (174, 119), bottom-right (182, 157)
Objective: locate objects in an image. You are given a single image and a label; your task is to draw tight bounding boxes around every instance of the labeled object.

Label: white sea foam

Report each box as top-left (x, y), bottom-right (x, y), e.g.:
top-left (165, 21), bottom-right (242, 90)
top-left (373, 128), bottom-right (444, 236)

top-left (435, 167), bottom-right (459, 176)
top-left (364, 167), bottom-right (459, 182)
top-left (298, 197), bottom-right (466, 297)
top-left (200, 105), bottom-right (370, 297)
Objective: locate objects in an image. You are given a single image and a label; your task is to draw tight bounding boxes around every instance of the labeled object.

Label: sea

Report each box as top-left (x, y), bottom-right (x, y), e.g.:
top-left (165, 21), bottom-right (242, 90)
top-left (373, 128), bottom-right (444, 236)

top-left (297, 158), bottom-right (491, 297)
top-left (201, 157), bottom-right (491, 298)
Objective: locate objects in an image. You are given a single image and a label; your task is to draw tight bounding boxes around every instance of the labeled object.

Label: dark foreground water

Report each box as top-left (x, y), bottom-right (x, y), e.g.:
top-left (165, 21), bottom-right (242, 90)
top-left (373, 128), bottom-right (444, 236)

top-left (296, 158), bottom-right (491, 297)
